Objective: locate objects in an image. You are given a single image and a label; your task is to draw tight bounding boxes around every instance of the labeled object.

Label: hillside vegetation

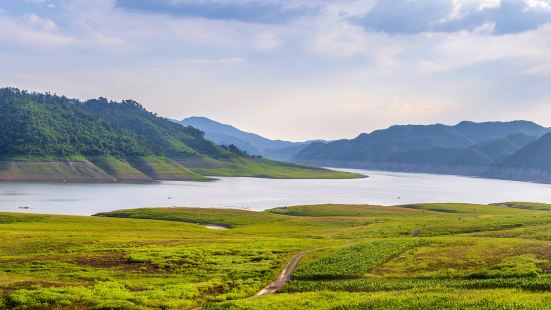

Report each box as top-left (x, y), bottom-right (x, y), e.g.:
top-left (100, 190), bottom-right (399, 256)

top-left (0, 88), bottom-right (362, 181)
top-left (180, 116), bottom-right (551, 183)
top-left (2, 202), bottom-right (551, 309)
top-left (179, 117), bottom-right (314, 161)
top-left (294, 120), bottom-right (551, 183)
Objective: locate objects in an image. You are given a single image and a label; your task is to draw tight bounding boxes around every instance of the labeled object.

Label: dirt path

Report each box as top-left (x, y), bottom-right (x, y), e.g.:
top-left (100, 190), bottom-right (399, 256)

top-left (255, 251), bottom-right (305, 296)
top-left (191, 251), bottom-right (305, 309)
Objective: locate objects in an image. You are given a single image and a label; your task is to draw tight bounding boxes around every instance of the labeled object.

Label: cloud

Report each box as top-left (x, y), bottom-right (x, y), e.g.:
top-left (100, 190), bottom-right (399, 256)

top-left (0, 8), bottom-right (131, 50)
top-left (0, 12), bottom-right (75, 47)
top-left (187, 57), bottom-right (246, 64)
top-left (414, 23), bottom-right (551, 75)
top-left (25, 13), bottom-right (57, 31)
top-left (352, 0), bottom-right (454, 35)
top-left (114, 0), bottom-right (317, 24)
top-left (3, 0), bottom-right (551, 139)
top-left (352, 0), bottom-right (551, 35)
top-left (525, 0), bottom-right (551, 11)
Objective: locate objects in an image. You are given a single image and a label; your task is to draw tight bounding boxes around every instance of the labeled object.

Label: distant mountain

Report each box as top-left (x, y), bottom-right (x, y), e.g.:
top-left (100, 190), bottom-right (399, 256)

top-left (0, 88), bottom-right (362, 182)
top-left (454, 133), bottom-right (538, 165)
top-left (378, 133), bottom-right (539, 174)
top-left (179, 117), bottom-right (318, 161)
top-left (296, 121), bottom-right (548, 163)
top-left (486, 132), bottom-right (551, 182)
top-left (453, 121), bottom-right (547, 143)
top-left (177, 117), bottom-right (551, 183)
top-left (294, 121), bottom-right (550, 181)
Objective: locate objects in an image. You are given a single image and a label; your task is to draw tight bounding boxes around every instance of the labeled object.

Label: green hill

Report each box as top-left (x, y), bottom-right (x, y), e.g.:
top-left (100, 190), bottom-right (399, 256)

top-left (294, 121), bottom-right (548, 180)
top-left (486, 132), bottom-right (551, 182)
top-left (0, 88), bottom-right (363, 182)
top-left (295, 121), bottom-right (548, 165)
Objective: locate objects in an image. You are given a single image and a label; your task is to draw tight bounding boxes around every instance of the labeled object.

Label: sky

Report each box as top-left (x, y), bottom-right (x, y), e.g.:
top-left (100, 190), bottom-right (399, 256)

top-left (1, 0), bottom-right (551, 141)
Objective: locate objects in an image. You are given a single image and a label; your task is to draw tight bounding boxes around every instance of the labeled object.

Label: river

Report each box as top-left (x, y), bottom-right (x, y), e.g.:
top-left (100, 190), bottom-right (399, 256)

top-left (1, 169), bottom-right (550, 215)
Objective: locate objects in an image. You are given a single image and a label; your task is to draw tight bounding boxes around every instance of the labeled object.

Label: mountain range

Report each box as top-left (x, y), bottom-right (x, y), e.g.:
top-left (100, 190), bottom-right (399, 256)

top-left (179, 117), bottom-right (319, 161)
top-left (0, 88), bottom-right (361, 182)
top-left (181, 116), bottom-right (551, 184)
top-left (5, 86), bottom-right (551, 184)
top-left (294, 121), bottom-right (551, 182)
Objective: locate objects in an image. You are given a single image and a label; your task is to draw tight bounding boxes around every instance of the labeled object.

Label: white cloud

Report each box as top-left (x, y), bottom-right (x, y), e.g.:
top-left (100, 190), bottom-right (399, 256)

top-left (187, 57), bottom-right (246, 64)
top-left (524, 0), bottom-right (551, 11)
top-left (478, 0), bottom-right (502, 11)
top-left (0, 14), bottom-right (75, 47)
top-left (415, 24), bottom-right (551, 75)
top-left (351, 0), bottom-right (551, 35)
top-left (3, 0), bottom-right (551, 139)
top-left (25, 13), bottom-right (57, 31)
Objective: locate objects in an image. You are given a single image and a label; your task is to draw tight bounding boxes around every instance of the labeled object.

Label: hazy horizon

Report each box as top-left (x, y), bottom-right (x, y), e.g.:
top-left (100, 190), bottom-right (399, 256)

top-left (5, 85), bottom-right (549, 142)
top-left (179, 115), bottom-right (551, 142)
top-left (2, 0), bottom-right (551, 140)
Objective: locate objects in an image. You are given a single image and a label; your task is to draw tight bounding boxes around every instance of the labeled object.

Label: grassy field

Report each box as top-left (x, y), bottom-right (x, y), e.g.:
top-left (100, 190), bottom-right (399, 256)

top-left (187, 158), bottom-right (366, 179)
top-left (2, 202), bottom-right (551, 309)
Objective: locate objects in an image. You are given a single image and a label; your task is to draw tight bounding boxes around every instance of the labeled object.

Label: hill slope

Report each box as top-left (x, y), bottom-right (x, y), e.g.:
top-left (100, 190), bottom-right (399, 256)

top-left (180, 117), bottom-right (551, 183)
top-left (179, 117), bottom-right (316, 161)
top-left (486, 132), bottom-right (551, 182)
top-left (294, 121), bottom-right (549, 181)
top-left (0, 88), bottom-right (362, 182)
top-left (295, 121), bottom-right (547, 164)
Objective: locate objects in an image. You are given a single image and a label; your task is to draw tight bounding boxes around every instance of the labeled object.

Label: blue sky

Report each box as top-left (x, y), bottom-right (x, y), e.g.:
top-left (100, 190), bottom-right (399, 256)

top-left (1, 0), bottom-right (551, 140)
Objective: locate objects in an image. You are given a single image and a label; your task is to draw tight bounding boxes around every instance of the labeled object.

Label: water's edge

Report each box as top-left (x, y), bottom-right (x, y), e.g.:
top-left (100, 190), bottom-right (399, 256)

top-left (1, 169), bottom-right (550, 216)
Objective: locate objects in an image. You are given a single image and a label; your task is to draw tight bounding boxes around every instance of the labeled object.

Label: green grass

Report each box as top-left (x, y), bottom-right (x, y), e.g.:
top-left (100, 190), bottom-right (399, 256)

top-left (0, 212), bottom-right (329, 309)
top-left (270, 204), bottom-right (424, 217)
top-left (292, 240), bottom-right (425, 280)
top-left (492, 202), bottom-right (551, 211)
top-left (128, 156), bottom-right (212, 181)
top-left (190, 158), bottom-right (366, 179)
top-left (96, 207), bottom-right (281, 228)
top-left (0, 158), bottom-right (116, 182)
top-left (1, 155), bottom-right (89, 162)
top-left (203, 289), bottom-right (551, 309)
top-left (281, 277), bottom-right (551, 293)
top-left (2, 202), bottom-right (551, 309)
top-left (2, 155), bottom-right (362, 183)
top-left (89, 156), bottom-right (151, 181)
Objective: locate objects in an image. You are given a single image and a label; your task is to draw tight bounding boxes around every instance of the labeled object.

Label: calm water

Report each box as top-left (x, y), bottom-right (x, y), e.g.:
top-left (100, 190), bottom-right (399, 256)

top-left (1, 169), bottom-right (551, 216)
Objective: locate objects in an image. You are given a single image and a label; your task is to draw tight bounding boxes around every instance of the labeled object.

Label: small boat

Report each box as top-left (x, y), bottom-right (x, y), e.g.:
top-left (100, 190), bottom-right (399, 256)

top-left (19, 206), bottom-right (30, 209)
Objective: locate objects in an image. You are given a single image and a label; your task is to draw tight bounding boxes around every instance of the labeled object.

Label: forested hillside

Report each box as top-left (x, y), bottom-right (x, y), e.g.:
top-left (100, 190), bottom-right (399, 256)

top-left (0, 88), bottom-right (362, 182)
top-left (293, 121), bottom-right (551, 182)
top-left (0, 88), bottom-right (229, 159)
